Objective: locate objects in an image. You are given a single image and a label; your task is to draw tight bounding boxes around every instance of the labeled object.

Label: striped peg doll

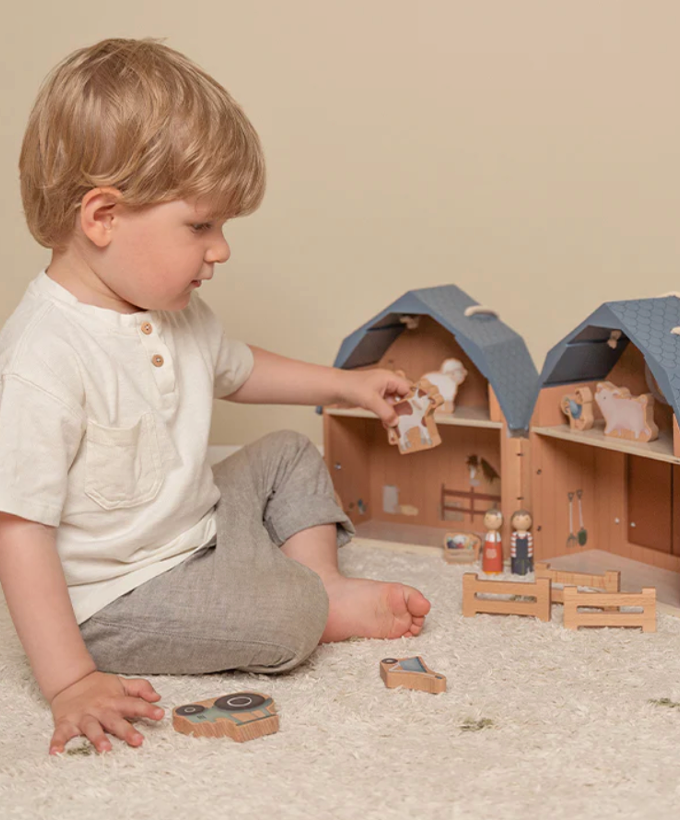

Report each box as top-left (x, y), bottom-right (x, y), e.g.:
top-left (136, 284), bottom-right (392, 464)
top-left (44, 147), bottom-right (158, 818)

top-left (510, 510), bottom-right (534, 576)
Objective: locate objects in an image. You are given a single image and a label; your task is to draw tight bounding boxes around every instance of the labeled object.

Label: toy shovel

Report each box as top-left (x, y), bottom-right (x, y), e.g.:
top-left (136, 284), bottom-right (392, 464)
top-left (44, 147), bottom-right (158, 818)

top-left (566, 492), bottom-right (578, 549)
top-left (576, 489), bottom-right (588, 546)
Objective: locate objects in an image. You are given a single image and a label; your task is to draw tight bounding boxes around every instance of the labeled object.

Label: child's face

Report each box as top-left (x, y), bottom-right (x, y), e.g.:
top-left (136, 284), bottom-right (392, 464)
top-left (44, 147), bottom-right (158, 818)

top-left (102, 198), bottom-right (231, 312)
top-left (63, 192), bottom-right (231, 313)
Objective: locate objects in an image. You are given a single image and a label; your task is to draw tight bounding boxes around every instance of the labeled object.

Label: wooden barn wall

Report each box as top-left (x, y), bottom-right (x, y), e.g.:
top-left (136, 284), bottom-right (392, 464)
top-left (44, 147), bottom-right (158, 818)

top-left (325, 413), bottom-right (501, 532)
top-left (373, 317), bottom-right (490, 413)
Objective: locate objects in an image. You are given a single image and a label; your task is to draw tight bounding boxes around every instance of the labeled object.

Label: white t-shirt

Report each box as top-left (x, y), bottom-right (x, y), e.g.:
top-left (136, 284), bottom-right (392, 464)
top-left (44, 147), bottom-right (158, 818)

top-left (0, 270), bottom-right (254, 624)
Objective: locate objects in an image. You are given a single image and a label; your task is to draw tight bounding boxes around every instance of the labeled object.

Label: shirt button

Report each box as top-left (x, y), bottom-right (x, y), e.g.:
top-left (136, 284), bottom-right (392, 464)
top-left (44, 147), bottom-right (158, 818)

top-left (141, 322), bottom-right (153, 335)
top-left (152, 355), bottom-right (164, 367)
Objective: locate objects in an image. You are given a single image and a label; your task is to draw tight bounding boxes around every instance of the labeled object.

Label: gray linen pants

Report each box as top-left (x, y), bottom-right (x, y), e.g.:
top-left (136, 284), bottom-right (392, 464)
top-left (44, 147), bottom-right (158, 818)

top-left (79, 431), bottom-right (355, 675)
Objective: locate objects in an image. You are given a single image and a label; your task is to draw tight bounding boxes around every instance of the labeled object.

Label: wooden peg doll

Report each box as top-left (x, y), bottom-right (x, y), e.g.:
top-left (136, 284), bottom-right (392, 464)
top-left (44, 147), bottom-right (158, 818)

top-left (510, 510), bottom-right (534, 576)
top-left (481, 508), bottom-right (504, 575)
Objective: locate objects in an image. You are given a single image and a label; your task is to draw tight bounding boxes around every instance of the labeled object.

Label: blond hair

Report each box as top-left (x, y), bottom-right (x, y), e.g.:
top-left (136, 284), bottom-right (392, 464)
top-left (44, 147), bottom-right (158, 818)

top-left (19, 37), bottom-right (266, 251)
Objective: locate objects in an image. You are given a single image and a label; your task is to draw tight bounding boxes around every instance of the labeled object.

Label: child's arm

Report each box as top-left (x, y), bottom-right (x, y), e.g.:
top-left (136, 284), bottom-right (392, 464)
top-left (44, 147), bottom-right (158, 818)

top-left (225, 346), bottom-right (412, 425)
top-left (0, 512), bottom-right (164, 754)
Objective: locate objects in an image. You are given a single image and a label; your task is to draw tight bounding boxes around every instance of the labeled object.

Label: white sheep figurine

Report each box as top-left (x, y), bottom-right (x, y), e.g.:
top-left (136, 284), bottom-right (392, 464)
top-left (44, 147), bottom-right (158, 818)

top-left (421, 358), bottom-right (468, 414)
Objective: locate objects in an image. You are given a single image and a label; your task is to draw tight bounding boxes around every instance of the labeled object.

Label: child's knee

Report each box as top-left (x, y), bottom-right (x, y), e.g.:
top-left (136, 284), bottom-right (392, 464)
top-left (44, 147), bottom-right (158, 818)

top-left (248, 565), bottom-right (329, 673)
top-left (263, 429), bottom-right (317, 460)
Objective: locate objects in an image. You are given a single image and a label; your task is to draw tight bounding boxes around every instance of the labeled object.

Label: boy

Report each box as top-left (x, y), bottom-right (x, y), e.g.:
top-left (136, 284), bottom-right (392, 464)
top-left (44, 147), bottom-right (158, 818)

top-left (0, 37), bottom-right (430, 756)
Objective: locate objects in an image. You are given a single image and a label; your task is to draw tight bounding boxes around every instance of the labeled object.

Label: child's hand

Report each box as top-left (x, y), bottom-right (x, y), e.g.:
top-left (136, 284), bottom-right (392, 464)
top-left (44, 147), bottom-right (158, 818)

top-left (341, 369), bottom-right (412, 427)
top-left (48, 669), bottom-right (164, 755)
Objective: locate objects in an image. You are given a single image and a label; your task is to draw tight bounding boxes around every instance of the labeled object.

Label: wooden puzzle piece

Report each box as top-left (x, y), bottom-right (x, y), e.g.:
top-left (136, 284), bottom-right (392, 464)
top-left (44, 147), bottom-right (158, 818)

top-left (387, 376), bottom-right (444, 455)
top-left (380, 656), bottom-right (447, 694)
top-left (172, 691), bottom-right (279, 742)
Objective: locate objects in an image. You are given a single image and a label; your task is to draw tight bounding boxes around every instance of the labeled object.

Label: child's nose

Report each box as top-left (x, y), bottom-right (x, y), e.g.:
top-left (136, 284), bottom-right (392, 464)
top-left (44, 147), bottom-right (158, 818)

top-left (206, 237), bottom-right (231, 264)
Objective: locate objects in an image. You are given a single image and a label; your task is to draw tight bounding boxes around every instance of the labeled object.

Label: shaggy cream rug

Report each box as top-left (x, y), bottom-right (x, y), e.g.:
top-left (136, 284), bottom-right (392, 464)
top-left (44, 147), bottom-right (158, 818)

top-left (3, 543), bottom-right (680, 820)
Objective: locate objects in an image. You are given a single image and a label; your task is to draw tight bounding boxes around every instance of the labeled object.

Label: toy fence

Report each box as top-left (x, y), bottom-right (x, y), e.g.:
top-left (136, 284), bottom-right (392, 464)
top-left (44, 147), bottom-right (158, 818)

top-left (462, 573), bottom-right (551, 622)
top-left (534, 562), bottom-right (621, 604)
top-left (562, 586), bottom-right (656, 632)
top-left (441, 483), bottom-right (501, 523)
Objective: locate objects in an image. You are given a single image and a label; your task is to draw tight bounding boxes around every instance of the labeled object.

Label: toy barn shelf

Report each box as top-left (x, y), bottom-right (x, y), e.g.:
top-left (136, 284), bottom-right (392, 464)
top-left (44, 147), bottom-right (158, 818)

top-left (323, 286), bottom-right (538, 550)
top-left (325, 405), bottom-right (504, 430)
top-left (532, 420), bottom-right (680, 465)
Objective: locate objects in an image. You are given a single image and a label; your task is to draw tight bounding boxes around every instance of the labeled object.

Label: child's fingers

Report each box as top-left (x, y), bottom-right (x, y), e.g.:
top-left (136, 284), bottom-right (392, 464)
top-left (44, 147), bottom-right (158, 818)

top-left (385, 372), bottom-right (412, 396)
top-left (122, 677), bottom-right (162, 701)
top-left (49, 720), bottom-right (80, 755)
top-left (98, 712), bottom-right (145, 747)
top-left (395, 378), bottom-right (412, 396)
top-left (372, 398), bottom-right (399, 427)
top-left (119, 695), bottom-right (165, 721)
top-left (80, 714), bottom-right (115, 753)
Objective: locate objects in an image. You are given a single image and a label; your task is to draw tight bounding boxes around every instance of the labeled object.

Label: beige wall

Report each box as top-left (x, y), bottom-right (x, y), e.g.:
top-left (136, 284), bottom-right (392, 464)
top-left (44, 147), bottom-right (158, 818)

top-left (2, 2), bottom-right (680, 445)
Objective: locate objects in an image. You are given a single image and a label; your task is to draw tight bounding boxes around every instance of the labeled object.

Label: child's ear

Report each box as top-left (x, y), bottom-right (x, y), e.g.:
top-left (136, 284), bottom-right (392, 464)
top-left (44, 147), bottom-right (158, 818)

top-left (79, 187), bottom-right (123, 248)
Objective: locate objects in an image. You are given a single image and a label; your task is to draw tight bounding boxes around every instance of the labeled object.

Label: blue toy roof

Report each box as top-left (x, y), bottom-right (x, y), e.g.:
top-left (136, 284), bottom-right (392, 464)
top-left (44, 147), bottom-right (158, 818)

top-left (332, 285), bottom-right (539, 433)
top-left (539, 295), bottom-right (680, 421)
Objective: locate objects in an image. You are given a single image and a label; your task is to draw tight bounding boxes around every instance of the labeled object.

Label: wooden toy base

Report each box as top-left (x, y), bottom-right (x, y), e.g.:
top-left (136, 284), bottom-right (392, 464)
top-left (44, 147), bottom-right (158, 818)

top-left (172, 692), bottom-right (279, 742)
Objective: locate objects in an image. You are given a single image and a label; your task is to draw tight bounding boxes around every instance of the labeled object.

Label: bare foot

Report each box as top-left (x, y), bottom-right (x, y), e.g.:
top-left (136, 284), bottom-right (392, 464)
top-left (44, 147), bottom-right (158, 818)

top-left (319, 575), bottom-right (431, 643)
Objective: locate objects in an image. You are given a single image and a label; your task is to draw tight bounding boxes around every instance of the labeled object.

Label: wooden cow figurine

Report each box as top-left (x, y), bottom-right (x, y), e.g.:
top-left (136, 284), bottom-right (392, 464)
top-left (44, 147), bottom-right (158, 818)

top-left (594, 381), bottom-right (659, 442)
top-left (387, 377), bottom-right (444, 454)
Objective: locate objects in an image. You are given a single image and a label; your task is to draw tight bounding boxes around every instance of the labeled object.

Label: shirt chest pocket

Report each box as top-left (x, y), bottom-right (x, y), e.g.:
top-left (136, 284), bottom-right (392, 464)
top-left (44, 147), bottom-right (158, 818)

top-left (84, 412), bottom-right (164, 510)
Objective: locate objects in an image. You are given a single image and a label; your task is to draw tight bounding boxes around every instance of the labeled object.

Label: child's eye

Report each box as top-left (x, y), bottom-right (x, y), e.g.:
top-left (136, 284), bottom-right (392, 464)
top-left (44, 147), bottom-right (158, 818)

top-left (191, 223), bottom-right (212, 233)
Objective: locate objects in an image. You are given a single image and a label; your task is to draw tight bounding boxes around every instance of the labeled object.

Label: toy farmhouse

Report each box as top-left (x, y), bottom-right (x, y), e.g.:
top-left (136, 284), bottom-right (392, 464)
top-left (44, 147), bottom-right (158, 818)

top-left (529, 294), bottom-right (680, 609)
top-left (322, 286), bottom-right (538, 551)
top-left (323, 287), bottom-right (680, 613)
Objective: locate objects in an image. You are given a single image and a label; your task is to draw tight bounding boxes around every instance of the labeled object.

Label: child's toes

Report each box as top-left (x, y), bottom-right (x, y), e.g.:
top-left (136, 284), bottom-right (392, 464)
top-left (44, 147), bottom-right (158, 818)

top-left (405, 589), bottom-right (431, 618)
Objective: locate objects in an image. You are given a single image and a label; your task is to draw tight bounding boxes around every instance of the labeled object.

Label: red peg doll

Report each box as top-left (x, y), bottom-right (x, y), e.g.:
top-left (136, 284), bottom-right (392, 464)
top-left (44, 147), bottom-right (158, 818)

top-left (481, 508), bottom-right (504, 575)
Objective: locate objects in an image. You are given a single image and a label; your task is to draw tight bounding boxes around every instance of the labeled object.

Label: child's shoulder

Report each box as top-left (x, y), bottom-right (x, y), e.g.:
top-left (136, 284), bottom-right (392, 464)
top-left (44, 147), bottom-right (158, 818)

top-left (0, 277), bottom-right (85, 407)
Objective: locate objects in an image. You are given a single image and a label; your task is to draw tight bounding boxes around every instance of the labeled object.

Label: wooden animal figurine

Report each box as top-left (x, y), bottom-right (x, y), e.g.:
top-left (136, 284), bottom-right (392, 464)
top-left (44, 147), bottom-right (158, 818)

top-left (380, 657), bottom-right (447, 694)
top-left (481, 508), bottom-right (504, 574)
top-left (594, 381), bottom-right (659, 442)
top-left (560, 386), bottom-right (594, 431)
top-left (443, 531), bottom-right (482, 564)
top-left (172, 692), bottom-right (279, 742)
top-left (420, 358), bottom-right (468, 414)
top-left (510, 509), bottom-right (534, 576)
top-left (387, 377), bottom-right (444, 454)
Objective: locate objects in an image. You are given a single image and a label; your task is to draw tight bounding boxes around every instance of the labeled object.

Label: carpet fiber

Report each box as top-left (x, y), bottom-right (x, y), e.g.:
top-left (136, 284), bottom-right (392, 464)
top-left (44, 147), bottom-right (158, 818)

top-left (2, 544), bottom-right (680, 820)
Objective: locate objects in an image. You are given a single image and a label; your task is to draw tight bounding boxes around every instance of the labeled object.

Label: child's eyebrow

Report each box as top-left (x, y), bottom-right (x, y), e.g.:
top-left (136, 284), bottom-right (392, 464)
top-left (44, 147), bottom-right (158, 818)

top-left (192, 210), bottom-right (227, 223)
